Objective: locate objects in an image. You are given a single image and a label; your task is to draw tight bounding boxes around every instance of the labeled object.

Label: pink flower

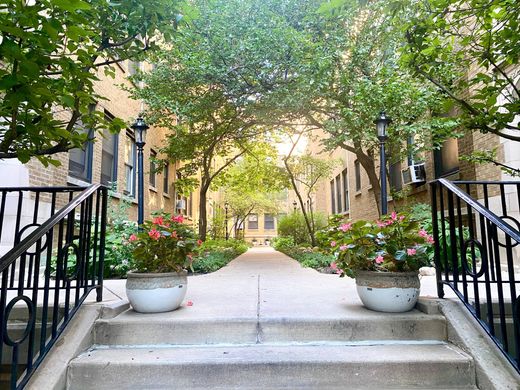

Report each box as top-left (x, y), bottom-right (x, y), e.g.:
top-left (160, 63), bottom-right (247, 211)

top-left (385, 219), bottom-right (394, 226)
top-left (399, 215), bottom-right (405, 221)
top-left (376, 220), bottom-right (386, 228)
top-left (418, 229), bottom-right (428, 238)
top-left (339, 223), bottom-right (352, 232)
top-left (391, 211), bottom-right (398, 220)
top-left (407, 248), bottom-right (417, 256)
top-left (375, 255), bottom-right (384, 264)
top-left (330, 262), bottom-right (338, 270)
top-left (171, 230), bottom-right (178, 238)
top-left (186, 301), bottom-right (193, 307)
top-left (148, 229), bottom-right (160, 240)
top-left (172, 215), bottom-right (184, 223)
top-left (330, 241), bottom-right (337, 247)
top-left (152, 216), bottom-right (164, 226)
top-left (197, 239), bottom-right (203, 246)
top-left (129, 234), bottom-right (138, 242)
top-left (339, 245), bottom-right (347, 251)
top-left (427, 235), bottom-right (435, 244)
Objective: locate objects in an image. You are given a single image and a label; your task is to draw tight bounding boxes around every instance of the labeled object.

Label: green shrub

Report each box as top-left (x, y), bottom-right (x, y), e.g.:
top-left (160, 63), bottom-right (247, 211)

top-left (191, 239), bottom-right (248, 274)
top-left (407, 203), bottom-right (476, 272)
top-left (297, 251), bottom-right (334, 270)
top-left (272, 236), bottom-right (295, 252)
top-left (277, 212), bottom-right (327, 245)
top-left (200, 239), bottom-right (248, 255)
top-left (192, 250), bottom-right (237, 273)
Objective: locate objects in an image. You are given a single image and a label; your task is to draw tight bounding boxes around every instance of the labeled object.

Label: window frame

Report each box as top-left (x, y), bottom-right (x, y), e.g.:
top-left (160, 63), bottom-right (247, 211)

top-left (330, 180), bottom-right (336, 214)
top-left (248, 214), bottom-right (259, 230)
top-left (68, 126), bottom-right (94, 183)
top-left (100, 120), bottom-right (119, 187)
top-left (124, 131), bottom-right (137, 197)
top-left (342, 168), bottom-right (349, 212)
top-left (264, 214), bottom-right (275, 230)
top-left (163, 163), bottom-right (170, 195)
top-left (149, 149), bottom-right (157, 188)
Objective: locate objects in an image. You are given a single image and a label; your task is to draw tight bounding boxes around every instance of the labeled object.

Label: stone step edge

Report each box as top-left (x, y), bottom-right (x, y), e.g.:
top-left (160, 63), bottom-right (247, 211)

top-left (90, 339), bottom-right (449, 350)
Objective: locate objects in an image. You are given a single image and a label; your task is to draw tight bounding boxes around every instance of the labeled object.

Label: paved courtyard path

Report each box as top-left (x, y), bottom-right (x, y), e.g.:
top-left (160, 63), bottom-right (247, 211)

top-left (100, 247), bottom-right (445, 319)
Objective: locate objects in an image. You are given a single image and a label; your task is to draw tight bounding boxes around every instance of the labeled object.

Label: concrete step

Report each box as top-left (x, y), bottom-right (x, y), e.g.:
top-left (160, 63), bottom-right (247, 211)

top-left (67, 343), bottom-right (475, 390)
top-left (94, 310), bottom-right (447, 345)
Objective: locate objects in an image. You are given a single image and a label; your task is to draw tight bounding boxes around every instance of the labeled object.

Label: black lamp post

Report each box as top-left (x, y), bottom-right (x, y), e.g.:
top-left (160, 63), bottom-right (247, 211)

top-left (374, 111), bottom-right (391, 216)
top-left (293, 200), bottom-right (297, 212)
top-left (131, 116), bottom-right (149, 226)
top-left (224, 201), bottom-right (229, 240)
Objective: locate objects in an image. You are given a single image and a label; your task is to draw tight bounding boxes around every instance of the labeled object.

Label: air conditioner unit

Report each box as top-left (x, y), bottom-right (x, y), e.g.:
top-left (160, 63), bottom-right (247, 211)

top-left (402, 163), bottom-right (426, 185)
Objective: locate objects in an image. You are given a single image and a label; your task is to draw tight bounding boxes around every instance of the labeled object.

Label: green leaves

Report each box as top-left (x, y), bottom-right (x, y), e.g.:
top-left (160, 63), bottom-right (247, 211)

top-left (0, 0), bottom-right (183, 163)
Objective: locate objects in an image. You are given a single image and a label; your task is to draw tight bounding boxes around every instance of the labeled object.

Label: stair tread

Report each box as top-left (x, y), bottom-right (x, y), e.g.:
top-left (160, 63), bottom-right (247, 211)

top-left (73, 342), bottom-right (471, 365)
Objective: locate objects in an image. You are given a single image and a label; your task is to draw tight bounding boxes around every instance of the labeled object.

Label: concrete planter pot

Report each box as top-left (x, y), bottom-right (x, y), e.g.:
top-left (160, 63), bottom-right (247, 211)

top-left (126, 271), bottom-right (187, 313)
top-left (355, 271), bottom-right (420, 313)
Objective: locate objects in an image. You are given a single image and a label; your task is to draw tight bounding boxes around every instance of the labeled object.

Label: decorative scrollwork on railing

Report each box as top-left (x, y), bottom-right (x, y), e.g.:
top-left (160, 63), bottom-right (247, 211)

top-left (461, 238), bottom-right (487, 278)
top-left (2, 295), bottom-right (36, 347)
top-left (494, 215), bottom-right (520, 248)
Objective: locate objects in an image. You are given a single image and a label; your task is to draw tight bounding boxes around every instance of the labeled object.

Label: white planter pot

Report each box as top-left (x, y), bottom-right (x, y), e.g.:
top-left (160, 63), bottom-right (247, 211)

top-left (126, 271), bottom-right (187, 313)
top-left (355, 271), bottom-right (420, 313)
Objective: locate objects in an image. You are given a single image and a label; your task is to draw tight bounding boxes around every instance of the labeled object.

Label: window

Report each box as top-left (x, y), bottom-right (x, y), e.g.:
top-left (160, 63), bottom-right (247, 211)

top-left (335, 174), bottom-right (342, 213)
top-left (68, 125), bottom-right (93, 183)
top-left (434, 138), bottom-right (459, 177)
top-left (149, 150), bottom-right (157, 187)
top-left (128, 60), bottom-right (142, 75)
top-left (330, 180), bottom-right (336, 214)
top-left (100, 124), bottom-right (118, 186)
top-left (264, 214), bottom-right (275, 230)
top-left (389, 162), bottom-right (403, 191)
top-left (163, 163), bottom-right (170, 194)
top-left (124, 133), bottom-right (136, 196)
top-left (354, 160), bottom-right (361, 191)
top-left (342, 169), bottom-right (349, 212)
top-left (248, 214), bottom-right (258, 230)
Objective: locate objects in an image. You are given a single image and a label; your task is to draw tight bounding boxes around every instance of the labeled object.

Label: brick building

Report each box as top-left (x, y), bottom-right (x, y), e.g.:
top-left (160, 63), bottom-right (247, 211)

top-left (0, 60), bottom-right (198, 255)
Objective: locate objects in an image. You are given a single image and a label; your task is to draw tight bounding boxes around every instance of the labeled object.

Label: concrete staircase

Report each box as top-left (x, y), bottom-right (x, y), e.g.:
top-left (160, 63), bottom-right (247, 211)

top-left (66, 308), bottom-right (478, 389)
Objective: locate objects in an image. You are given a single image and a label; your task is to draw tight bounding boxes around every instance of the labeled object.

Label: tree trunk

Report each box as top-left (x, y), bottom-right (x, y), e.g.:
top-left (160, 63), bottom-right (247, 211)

top-left (284, 158), bottom-right (317, 246)
top-left (198, 176), bottom-right (210, 241)
top-left (355, 150), bottom-right (382, 216)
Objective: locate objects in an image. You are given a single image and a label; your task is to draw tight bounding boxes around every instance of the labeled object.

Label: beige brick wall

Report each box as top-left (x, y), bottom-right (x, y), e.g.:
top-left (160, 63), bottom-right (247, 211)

top-left (21, 60), bottom-right (188, 224)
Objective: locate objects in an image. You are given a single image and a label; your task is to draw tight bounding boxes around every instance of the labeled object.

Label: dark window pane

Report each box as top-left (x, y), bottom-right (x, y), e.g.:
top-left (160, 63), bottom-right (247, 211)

top-left (264, 214), bottom-right (275, 230)
top-left (68, 127), bottom-right (93, 182)
top-left (389, 162), bottom-right (402, 191)
top-left (149, 150), bottom-right (157, 187)
top-left (248, 214), bottom-right (258, 229)
top-left (163, 164), bottom-right (169, 194)
top-left (342, 169), bottom-right (349, 211)
top-left (434, 138), bottom-right (460, 177)
top-left (355, 160), bottom-right (361, 191)
top-left (101, 129), bottom-right (118, 186)
top-left (330, 180), bottom-right (336, 214)
top-left (335, 174), bottom-right (342, 213)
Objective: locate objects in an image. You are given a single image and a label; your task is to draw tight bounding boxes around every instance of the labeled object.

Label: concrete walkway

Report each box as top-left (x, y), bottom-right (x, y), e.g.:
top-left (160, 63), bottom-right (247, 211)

top-left (98, 247), bottom-right (452, 317)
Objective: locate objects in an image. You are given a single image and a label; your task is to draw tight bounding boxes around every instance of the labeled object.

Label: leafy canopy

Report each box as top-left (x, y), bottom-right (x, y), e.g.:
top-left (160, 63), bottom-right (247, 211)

top-left (0, 0), bottom-right (182, 165)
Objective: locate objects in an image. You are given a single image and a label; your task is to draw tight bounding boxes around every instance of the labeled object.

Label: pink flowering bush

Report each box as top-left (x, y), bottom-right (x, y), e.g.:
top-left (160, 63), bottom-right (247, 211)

top-left (318, 212), bottom-right (434, 278)
top-left (130, 212), bottom-right (201, 273)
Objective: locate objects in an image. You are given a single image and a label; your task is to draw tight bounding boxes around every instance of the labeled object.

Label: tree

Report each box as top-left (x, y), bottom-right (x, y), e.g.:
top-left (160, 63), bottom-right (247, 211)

top-left (282, 131), bottom-right (338, 246)
top-left (288, 0), bottom-right (458, 213)
top-left (402, 0), bottom-right (519, 142)
top-left (215, 144), bottom-right (288, 239)
top-left (0, 0), bottom-right (182, 165)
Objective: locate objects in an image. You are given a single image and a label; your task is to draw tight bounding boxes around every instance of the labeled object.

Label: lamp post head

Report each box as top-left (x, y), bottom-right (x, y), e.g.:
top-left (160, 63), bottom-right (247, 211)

top-left (224, 201), bottom-right (229, 211)
top-left (374, 111), bottom-right (391, 140)
top-left (131, 116), bottom-right (149, 146)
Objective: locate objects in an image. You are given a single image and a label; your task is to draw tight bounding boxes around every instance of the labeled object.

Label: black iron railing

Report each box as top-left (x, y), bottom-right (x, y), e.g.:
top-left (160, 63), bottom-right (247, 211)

top-left (0, 185), bottom-right (107, 389)
top-left (431, 179), bottom-right (520, 373)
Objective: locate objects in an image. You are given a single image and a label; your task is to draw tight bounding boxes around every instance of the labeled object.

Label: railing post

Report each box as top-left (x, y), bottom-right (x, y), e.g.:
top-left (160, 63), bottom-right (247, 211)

top-left (97, 187), bottom-right (108, 302)
top-left (430, 181), bottom-right (444, 298)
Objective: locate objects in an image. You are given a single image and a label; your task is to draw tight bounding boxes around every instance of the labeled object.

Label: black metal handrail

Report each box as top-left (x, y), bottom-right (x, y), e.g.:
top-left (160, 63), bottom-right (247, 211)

top-left (0, 185), bottom-right (107, 389)
top-left (431, 178), bottom-right (520, 373)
